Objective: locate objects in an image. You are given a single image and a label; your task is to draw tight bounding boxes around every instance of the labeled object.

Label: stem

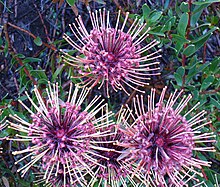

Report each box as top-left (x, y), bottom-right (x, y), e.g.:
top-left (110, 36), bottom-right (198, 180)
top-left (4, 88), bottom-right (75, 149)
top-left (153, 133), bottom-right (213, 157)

top-left (7, 22), bottom-right (57, 51)
top-left (3, 24), bottom-right (38, 86)
top-left (3, 23), bottom-right (43, 100)
top-left (33, 3), bottom-right (52, 44)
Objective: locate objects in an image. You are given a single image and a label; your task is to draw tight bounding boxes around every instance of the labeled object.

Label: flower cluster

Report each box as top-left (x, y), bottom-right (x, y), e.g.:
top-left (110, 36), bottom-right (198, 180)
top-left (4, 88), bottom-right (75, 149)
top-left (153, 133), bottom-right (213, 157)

top-left (4, 9), bottom-right (217, 187)
top-left (62, 9), bottom-right (161, 97)
top-left (8, 84), bottom-right (216, 186)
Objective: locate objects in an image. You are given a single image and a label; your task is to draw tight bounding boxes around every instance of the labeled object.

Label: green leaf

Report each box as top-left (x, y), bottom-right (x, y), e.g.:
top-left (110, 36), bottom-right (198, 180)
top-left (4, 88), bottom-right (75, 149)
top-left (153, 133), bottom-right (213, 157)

top-left (180, 2), bottom-right (189, 12)
top-left (186, 27), bottom-right (219, 56)
top-left (209, 57), bottom-right (220, 72)
top-left (160, 21), bottom-right (171, 33)
top-left (18, 95), bottom-right (28, 101)
top-left (171, 34), bottom-right (190, 53)
top-left (18, 178), bottom-right (33, 187)
top-left (34, 36), bottom-right (42, 46)
top-left (148, 31), bottom-right (165, 36)
top-left (176, 66), bottom-right (185, 77)
top-left (174, 66), bottom-right (185, 87)
top-left (200, 75), bottom-right (215, 91)
top-left (177, 13), bottom-right (189, 36)
top-left (186, 62), bottom-right (211, 84)
top-left (192, 27), bottom-right (218, 43)
top-left (23, 57), bottom-right (41, 63)
top-left (183, 44), bottom-right (195, 57)
top-left (175, 1), bottom-right (182, 17)
top-left (174, 72), bottom-right (183, 86)
top-left (66, 0), bottom-right (76, 6)
top-left (160, 17), bottom-right (176, 32)
top-left (92, 181), bottom-right (100, 187)
top-left (210, 16), bottom-right (219, 25)
top-left (164, 0), bottom-right (170, 9)
top-left (30, 70), bottom-right (48, 80)
top-left (142, 4), bottom-right (151, 19)
top-left (197, 62), bottom-right (211, 72)
top-left (193, 0), bottom-right (220, 5)
top-left (52, 65), bottom-right (64, 82)
top-left (192, 90), bottom-right (199, 100)
top-left (15, 53), bottom-right (25, 58)
top-left (149, 11), bottom-right (162, 23)
top-left (168, 9), bottom-right (173, 17)
top-left (0, 37), bottom-right (3, 46)
top-left (210, 97), bottom-right (220, 109)
top-left (203, 168), bottom-right (217, 187)
top-left (196, 33), bottom-right (212, 51)
top-left (171, 34), bottom-right (190, 43)
top-left (191, 23), bottom-right (211, 30)
top-left (167, 46), bottom-right (177, 53)
top-left (189, 27), bottom-right (218, 54)
top-left (175, 42), bottom-right (184, 54)
top-left (191, 4), bottom-right (210, 27)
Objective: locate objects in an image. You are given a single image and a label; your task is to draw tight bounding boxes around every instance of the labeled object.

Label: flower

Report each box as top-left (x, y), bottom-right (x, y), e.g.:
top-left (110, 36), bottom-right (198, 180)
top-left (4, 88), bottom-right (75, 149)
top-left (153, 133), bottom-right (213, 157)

top-left (117, 87), bottom-right (216, 186)
top-left (88, 122), bottom-right (133, 186)
top-left (85, 107), bottom-right (143, 186)
top-left (62, 9), bottom-right (161, 97)
top-left (8, 83), bottom-right (111, 186)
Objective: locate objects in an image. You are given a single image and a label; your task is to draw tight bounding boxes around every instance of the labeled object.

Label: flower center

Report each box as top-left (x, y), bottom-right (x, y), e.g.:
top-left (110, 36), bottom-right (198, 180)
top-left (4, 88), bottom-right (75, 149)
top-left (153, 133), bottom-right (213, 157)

top-left (83, 28), bottom-right (140, 82)
top-left (104, 150), bottom-right (119, 161)
top-left (56, 129), bottom-right (65, 139)
top-left (155, 137), bottom-right (164, 147)
top-left (106, 53), bottom-right (116, 62)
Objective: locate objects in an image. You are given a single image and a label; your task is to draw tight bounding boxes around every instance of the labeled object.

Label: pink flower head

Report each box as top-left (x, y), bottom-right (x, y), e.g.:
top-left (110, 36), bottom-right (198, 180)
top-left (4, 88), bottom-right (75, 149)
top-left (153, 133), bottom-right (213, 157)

top-left (117, 87), bottom-right (216, 186)
top-left (88, 122), bottom-right (134, 186)
top-left (62, 9), bottom-right (161, 97)
top-left (9, 83), bottom-right (111, 186)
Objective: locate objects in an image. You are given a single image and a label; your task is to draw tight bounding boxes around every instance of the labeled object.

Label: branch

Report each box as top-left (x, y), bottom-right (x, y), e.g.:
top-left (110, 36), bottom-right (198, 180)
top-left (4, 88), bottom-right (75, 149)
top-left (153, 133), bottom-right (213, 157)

top-left (3, 23), bottom-right (38, 86)
top-left (7, 22), bottom-right (57, 51)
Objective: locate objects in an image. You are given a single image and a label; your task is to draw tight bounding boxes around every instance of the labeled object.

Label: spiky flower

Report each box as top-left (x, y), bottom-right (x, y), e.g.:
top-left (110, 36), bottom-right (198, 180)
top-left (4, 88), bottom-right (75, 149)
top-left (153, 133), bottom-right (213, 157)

top-left (8, 83), bottom-right (112, 186)
top-left (87, 108), bottom-right (137, 187)
top-left (62, 9), bottom-right (161, 97)
top-left (117, 87), bottom-right (216, 186)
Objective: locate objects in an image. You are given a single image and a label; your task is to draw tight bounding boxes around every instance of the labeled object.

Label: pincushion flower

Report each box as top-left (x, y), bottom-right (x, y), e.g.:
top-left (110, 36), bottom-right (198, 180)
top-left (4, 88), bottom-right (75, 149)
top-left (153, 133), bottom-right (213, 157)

top-left (62, 9), bottom-right (161, 97)
top-left (87, 109), bottom-right (137, 187)
top-left (117, 87), bottom-right (216, 186)
top-left (8, 83), bottom-right (112, 186)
